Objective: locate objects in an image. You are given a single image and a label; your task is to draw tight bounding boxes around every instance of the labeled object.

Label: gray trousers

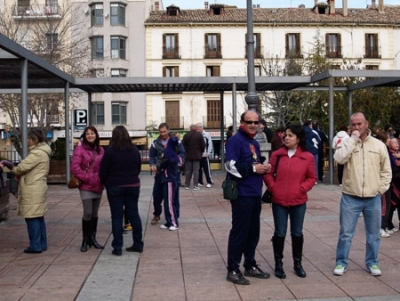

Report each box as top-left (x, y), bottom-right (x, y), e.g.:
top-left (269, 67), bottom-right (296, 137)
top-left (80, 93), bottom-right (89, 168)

top-left (184, 160), bottom-right (200, 188)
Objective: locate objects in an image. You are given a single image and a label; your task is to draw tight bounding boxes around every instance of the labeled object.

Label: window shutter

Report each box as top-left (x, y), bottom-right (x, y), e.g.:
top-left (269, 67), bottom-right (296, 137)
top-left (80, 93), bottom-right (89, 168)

top-left (365, 34), bottom-right (369, 57)
top-left (162, 66), bottom-right (166, 77)
top-left (214, 66), bottom-right (220, 76)
top-left (245, 33), bottom-right (248, 57)
top-left (175, 33), bottom-right (179, 57)
top-left (295, 33), bottom-right (300, 56)
top-left (285, 33), bottom-right (289, 56)
top-left (162, 34), bottom-right (166, 57)
top-left (217, 33), bottom-right (221, 57)
top-left (325, 34), bottom-right (329, 56)
top-left (374, 34), bottom-right (378, 57)
top-left (205, 34), bottom-right (208, 52)
top-left (175, 66), bottom-right (179, 77)
top-left (338, 34), bottom-right (342, 56)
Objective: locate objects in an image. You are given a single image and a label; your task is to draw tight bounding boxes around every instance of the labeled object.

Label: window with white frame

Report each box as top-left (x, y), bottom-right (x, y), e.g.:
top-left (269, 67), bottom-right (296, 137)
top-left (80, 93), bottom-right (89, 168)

top-left (111, 36), bottom-right (126, 59)
top-left (92, 102), bottom-right (105, 125)
top-left (112, 102), bottom-right (127, 124)
top-left (91, 36), bottom-right (104, 59)
top-left (91, 4), bottom-right (103, 27)
top-left (110, 3), bottom-right (125, 26)
top-left (111, 69), bottom-right (127, 77)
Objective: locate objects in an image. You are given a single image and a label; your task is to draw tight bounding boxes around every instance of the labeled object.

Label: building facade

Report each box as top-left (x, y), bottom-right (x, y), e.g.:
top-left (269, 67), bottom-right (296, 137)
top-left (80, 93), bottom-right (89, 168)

top-left (145, 0), bottom-right (400, 153)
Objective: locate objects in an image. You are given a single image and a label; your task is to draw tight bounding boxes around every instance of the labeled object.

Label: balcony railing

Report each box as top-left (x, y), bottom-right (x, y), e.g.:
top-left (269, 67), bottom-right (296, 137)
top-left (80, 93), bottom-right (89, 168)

top-left (245, 46), bottom-right (264, 59)
top-left (162, 47), bottom-right (180, 59)
top-left (364, 48), bottom-right (381, 59)
top-left (12, 4), bottom-right (60, 17)
top-left (204, 46), bottom-right (222, 59)
top-left (161, 117), bottom-right (184, 130)
top-left (325, 46), bottom-right (343, 58)
top-left (202, 116), bottom-right (226, 129)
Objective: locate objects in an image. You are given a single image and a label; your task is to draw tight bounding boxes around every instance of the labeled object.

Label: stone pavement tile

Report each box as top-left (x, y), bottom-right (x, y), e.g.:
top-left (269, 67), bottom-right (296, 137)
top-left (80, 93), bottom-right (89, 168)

top-left (339, 280), bottom-right (398, 298)
top-left (134, 266), bottom-right (183, 286)
top-left (288, 283), bottom-right (348, 299)
top-left (180, 250), bottom-right (223, 265)
top-left (182, 264), bottom-right (226, 286)
top-left (235, 282), bottom-right (295, 301)
top-left (44, 263), bottom-right (93, 276)
top-left (19, 287), bottom-right (80, 301)
top-left (1, 287), bottom-right (29, 301)
top-left (32, 275), bottom-right (87, 289)
top-left (132, 284), bottom-right (186, 301)
top-left (185, 284), bottom-right (241, 301)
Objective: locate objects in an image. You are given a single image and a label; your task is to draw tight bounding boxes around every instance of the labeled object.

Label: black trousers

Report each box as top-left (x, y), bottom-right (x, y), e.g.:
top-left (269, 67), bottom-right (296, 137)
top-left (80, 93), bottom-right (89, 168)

top-left (198, 157), bottom-right (213, 185)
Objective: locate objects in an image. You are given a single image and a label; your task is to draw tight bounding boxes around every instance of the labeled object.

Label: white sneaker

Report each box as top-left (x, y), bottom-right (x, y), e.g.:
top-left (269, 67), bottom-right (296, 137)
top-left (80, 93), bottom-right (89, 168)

top-left (369, 265), bottom-right (382, 276)
top-left (169, 226), bottom-right (178, 231)
top-left (193, 186), bottom-right (200, 191)
top-left (333, 265), bottom-right (347, 276)
top-left (184, 186), bottom-right (190, 190)
top-left (380, 229), bottom-right (390, 237)
top-left (392, 227), bottom-right (399, 232)
top-left (206, 183), bottom-right (212, 188)
top-left (198, 183), bottom-right (203, 187)
top-left (385, 227), bottom-right (394, 234)
top-left (160, 224), bottom-right (169, 229)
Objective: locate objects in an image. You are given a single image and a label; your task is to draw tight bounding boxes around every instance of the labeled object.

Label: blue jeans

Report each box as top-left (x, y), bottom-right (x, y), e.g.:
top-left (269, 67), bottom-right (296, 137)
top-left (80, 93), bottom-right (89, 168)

top-left (106, 186), bottom-right (144, 252)
top-left (336, 194), bottom-right (381, 268)
top-left (272, 203), bottom-right (306, 238)
top-left (227, 196), bottom-right (261, 272)
top-left (25, 217), bottom-right (47, 251)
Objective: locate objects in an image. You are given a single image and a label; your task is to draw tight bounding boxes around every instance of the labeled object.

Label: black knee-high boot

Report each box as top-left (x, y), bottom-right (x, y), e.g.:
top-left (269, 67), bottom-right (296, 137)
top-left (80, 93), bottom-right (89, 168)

top-left (272, 236), bottom-right (286, 279)
top-left (292, 235), bottom-right (306, 278)
top-left (81, 219), bottom-right (91, 252)
top-left (88, 217), bottom-right (104, 249)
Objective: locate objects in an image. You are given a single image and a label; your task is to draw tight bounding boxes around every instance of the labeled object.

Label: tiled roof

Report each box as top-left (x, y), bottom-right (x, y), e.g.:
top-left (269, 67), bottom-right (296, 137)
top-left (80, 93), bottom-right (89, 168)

top-left (145, 6), bottom-right (400, 25)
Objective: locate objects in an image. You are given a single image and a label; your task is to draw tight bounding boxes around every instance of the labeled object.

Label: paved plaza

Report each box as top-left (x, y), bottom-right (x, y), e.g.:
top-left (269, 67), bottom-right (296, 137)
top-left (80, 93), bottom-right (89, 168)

top-left (1, 171), bottom-right (400, 301)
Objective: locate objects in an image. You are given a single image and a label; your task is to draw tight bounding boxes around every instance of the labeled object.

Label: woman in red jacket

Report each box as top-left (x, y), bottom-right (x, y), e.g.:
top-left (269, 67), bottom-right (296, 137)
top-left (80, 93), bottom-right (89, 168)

top-left (264, 124), bottom-right (316, 279)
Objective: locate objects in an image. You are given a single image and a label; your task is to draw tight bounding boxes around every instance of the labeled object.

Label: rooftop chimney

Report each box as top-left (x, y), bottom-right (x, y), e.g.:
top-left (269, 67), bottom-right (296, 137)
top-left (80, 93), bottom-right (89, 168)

top-left (313, 0), bottom-right (319, 14)
top-left (329, 0), bottom-right (335, 15)
top-left (371, 0), bottom-right (376, 9)
top-left (342, 0), bottom-right (348, 16)
top-left (378, 0), bottom-right (384, 13)
top-left (205, 1), bottom-right (209, 9)
top-left (155, 1), bottom-right (159, 11)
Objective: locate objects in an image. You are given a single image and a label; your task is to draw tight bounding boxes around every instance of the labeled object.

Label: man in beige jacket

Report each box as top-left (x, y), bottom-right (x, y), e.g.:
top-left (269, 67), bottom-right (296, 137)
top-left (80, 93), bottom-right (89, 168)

top-left (333, 112), bottom-right (391, 277)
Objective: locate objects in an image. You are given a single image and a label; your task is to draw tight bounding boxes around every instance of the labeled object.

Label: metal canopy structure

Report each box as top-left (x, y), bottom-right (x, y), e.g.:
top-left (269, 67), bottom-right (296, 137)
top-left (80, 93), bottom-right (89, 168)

top-left (2, 32), bottom-right (400, 184)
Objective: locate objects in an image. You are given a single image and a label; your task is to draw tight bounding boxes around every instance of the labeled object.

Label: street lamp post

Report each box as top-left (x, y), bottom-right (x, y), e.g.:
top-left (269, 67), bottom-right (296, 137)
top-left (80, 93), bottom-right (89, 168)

top-left (245, 0), bottom-right (259, 111)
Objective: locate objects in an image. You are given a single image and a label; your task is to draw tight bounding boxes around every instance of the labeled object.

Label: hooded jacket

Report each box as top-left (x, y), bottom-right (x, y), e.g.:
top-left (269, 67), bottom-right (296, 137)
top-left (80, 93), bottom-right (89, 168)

top-left (13, 142), bottom-right (52, 218)
top-left (331, 130), bottom-right (350, 150)
top-left (334, 129), bottom-right (391, 197)
top-left (263, 146), bottom-right (316, 207)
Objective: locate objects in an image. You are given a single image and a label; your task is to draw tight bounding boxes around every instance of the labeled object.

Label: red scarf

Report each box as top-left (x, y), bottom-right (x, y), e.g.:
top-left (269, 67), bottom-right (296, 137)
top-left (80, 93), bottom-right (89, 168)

top-left (239, 125), bottom-right (257, 139)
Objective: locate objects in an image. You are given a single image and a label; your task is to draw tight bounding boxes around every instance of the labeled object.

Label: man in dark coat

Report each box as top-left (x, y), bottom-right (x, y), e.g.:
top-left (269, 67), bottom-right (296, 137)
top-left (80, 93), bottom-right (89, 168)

top-left (182, 124), bottom-right (205, 190)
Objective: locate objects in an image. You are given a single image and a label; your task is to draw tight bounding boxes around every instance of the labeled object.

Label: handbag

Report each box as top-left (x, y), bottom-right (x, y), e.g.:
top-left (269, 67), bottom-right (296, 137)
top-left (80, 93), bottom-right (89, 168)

top-left (261, 156), bottom-right (281, 204)
top-left (68, 176), bottom-right (82, 189)
top-left (68, 154), bottom-right (96, 189)
top-left (221, 179), bottom-right (238, 201)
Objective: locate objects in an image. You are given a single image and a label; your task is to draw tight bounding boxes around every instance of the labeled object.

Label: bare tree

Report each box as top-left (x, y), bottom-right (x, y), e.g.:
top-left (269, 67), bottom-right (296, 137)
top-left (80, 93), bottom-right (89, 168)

top-left (0, 0), bottom-right (90, 155)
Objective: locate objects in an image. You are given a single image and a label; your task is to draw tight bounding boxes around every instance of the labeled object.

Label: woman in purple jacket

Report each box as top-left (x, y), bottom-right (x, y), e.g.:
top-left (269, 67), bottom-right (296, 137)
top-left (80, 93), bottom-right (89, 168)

top-left (264, 124), bottom-right (316, 279)
top-left (71, 126), bottom-right (105, 252)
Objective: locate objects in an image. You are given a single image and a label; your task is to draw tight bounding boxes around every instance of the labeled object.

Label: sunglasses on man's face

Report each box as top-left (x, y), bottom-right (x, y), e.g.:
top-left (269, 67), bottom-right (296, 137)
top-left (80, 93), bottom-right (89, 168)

top-left (244, 120), bottom-right (260, 125)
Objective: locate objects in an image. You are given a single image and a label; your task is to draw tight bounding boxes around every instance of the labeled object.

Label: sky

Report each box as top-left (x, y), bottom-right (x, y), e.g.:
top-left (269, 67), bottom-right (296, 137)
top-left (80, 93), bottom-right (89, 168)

top-left (161, 0), bottom-right (400, 9)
